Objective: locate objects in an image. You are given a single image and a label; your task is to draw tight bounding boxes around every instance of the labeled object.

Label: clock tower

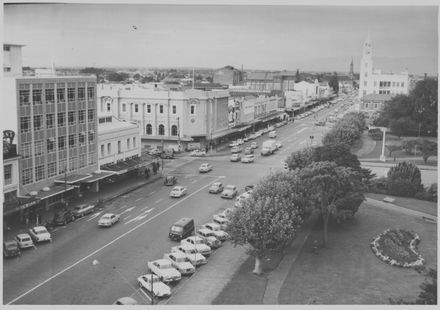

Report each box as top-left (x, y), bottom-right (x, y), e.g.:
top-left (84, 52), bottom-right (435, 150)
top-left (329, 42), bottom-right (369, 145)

top-left (359, 32), bottom-right (374, 98)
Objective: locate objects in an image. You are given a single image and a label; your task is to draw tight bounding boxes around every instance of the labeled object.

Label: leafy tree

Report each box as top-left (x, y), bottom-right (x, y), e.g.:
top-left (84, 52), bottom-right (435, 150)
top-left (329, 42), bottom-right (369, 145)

top-left (226, 172), bottom-right (306, 274)
top-left (322, 112), bottom-right (365, 147)
top-left (141, 75), bottom-right (154, 83)
top-left (416, 139), bottom-right (437, 164)
top-left (387, 161), bottom-right (422, 197)
top-left (390, 117), bottom-right (418, 138)
top-left (385, 144), bottom-right (402, 161)
top-left (295, 69), bottom-right (301, 83)
top-left (389, 268), bottom-right (437, 305)
top-left (328, 72), bottom-right (339, 94)
top-left (297, 162), bottom-right (365, 246)
top-left (133, 73), bottom-right (141, 80)
top-left (106, 71), bottom-right (129, 82)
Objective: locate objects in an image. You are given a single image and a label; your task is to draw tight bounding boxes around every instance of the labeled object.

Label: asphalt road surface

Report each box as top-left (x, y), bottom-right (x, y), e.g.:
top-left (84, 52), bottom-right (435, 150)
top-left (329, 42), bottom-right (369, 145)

top-left (3, 101), bottom-right (347, 305)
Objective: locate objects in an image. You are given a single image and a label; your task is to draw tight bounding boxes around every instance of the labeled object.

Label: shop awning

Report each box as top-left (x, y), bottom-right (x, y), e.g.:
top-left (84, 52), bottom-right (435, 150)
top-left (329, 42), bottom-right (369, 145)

top-left (33, 184), bottom-right (76, 200)
top-left (81, 171), bottom-right (116, 183)
top-left (54, 173), bottom-right (92, 185)
top-left (3, 196), bottom-right (41, 216)
top-left (100, 157), bottom-right (151, 175)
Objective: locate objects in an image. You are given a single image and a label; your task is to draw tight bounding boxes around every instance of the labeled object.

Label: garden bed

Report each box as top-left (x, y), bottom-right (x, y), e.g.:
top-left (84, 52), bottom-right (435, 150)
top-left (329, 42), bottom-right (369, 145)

top-left (370, 228), bottom-right (424, 268)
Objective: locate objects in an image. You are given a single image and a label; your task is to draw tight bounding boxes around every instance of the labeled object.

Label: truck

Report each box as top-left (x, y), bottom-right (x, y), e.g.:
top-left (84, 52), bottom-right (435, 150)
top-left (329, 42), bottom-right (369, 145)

top-left (261, 139), bottom-right (277, 156)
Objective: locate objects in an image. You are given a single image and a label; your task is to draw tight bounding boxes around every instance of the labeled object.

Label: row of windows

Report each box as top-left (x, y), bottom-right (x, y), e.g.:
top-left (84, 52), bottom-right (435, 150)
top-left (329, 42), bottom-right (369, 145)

top-left (107, 103), bottom-right (196, 115)
top-left (19, 87), bottom-right (94, 105)
top-left (364, 103), bottom-right (379, 109)
top-left (21, 132), bottom-right (95, 158)
top-left (145, 124), bottom-right (178, 136)
top-left (100, 137), bottom-right (137, 157)
top-left (376, 81), bottom-right (405, 88)
top-left (20, 110), bottom-right (94, 132)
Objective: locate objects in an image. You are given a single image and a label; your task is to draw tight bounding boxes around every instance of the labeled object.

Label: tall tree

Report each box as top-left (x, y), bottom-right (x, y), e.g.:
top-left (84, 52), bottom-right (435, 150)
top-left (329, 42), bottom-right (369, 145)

top-left (295, 69), bottom-right (301, 82)
top-left (226, 172), bottom-right (306, 274)
top-left (328, 72), bottom-right (339, 94)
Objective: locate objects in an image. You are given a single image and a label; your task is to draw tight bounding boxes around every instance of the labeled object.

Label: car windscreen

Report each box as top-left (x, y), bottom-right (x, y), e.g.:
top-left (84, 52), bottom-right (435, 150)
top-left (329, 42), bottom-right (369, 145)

top-left (171, 226), bottom-right (183, 233)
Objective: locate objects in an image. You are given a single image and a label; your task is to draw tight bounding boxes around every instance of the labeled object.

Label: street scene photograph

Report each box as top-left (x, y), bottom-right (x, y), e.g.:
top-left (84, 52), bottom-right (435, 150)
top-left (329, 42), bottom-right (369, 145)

top-left (1, 1), bottom-right (438, 307)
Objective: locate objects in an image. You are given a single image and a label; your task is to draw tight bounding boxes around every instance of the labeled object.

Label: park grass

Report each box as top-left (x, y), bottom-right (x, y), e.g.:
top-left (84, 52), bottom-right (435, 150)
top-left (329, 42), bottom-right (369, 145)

top-left (278, 201), bottom-right (437, 304)
top-left (366, 193), bottom-right (437, 216)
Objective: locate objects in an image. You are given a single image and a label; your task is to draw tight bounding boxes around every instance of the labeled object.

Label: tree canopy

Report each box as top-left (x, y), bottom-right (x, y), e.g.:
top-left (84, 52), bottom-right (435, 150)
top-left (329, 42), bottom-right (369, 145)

top-left (328, 72), bottom-right (339, 94)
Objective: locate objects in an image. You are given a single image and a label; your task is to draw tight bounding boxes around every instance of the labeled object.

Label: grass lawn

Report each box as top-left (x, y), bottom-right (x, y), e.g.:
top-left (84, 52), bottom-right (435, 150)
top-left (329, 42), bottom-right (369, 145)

top-left (366, 193), bottom-right (437, 216)
top-left (278, 201), bottom-right (437, 304)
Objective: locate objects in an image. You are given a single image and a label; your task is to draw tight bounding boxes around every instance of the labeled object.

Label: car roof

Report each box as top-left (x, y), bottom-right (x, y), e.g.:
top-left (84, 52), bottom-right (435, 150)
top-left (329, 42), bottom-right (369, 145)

top-left (33, 226), bottom-right (47, 231)
top-left (16, 233), bottom-right (31, 238)
top-left (225, 184), bottom-right (236, 188)
top-left (173, 186), bottom-right (184, 190)
top-left (167, 251), bottom-right (185, 258)
top-left (4, 240), bottom-right (18, 245)
top-left (102, 213), bottom-right (114, 217)
top-left (154, 258), bottom-right (171, 264)
top-left (212, 182), bottom-right (222, 185)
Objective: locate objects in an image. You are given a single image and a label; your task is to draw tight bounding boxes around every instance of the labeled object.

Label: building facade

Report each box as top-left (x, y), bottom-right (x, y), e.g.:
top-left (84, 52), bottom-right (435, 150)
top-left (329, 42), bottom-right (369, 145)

top-left (359, 93), bottom-right (392, 117)
top-left (213, 66), bottom-right (244, 86)
top-left (3, 43), bottom-right (24, 77)
top-left (359, 34), bottom-right (409, 99)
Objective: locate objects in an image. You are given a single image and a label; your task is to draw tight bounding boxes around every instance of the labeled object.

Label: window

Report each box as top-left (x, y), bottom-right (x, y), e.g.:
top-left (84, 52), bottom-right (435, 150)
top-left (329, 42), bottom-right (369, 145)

top-left (79, 110), bottom-right (86, 123)
top-left (34, 140), bottom-right (44, 155)
top-left (79, 154), bottom-right (87, 168)
top-left (401, 82), bottom-right (404, 87)
top-left (146, 124), bottom-right (152, 135)
top-left (172, 105), bottom-right (177, 114)
top-left (88, 109), bottom-right (94, 122)
top-left (190, 105), bottom-right (196, 115)
top-left (22, 168), bottom-right (33, 185)
top-left (35, 165), bottom-right (45, 181)
top-left (69, 157), bottom-right (77, 172)
top-left (20, 117), bottom-right (31, 133)
top-left (45, 89), bottom-right (55, 103)
top-left (4, 164), bottom-right (12, 185)
top-left (47, 138), bottom-right (55, 152)
top-left (88, 152), bottom-right (96, 165)
top-left (59, 159), bottom-right (67, 174)
top-left (33, 89), bottom-right (42, 104)
top-left (33, 115), bottom-right (42, 130)
top-left (48, 162), bottom-right (57, 177)
top-left (68, 111), bottom-right (76, 125)
top-left (68, 88), bottom-right (76, 102)
top-left (78, 87), bottom-right (85, 100)
top-left (107, 102), bottom-right (111, 112)
top-left (365, 103), bottom-right (369, 108)
top-left (69, 134), bottom-right (75, 148)
top-left (4, 67), bottom-right (11, 72)
top-left (58, 112), bottom-right (65, 127)
top-left (19, 90), bottom-right (30, 105)
top-left (79, 132), bottom-right (86, 145)
top-left (87, 87), bottom-right (95, 99)
top-left (135, 104), bottom-right (139, 112)
top-left (122, 104), bottom-right (126, 112)
top-left (374, 103), bottom-right (378, 109)
top-left (363, 81), bottom-right (367, 87)
top-left (127, 138), bottom-right (130, 149)
top-left (101, 145), bottom-right (105, 157)
top-left (158, 124), bottom-right (165, 136)
top-left (4, 45), bottom-right (10, 51)
top-left (133, 137), bottom-right (136, 148)
top-left (58, 136), bottom-right (66, 150)
top-left (171, 125), bottom-right (178, 136)
top-left (88, 131), bottom-right (95, 144)
top-left (147, 104), bottom-right (151, 113)
top-left (159, 105), bottom-right (164, 113)
top-left (118, 141), bottom-right (122, 153)
top-left (107, 143), bottom-right (111, 154)
top-left (57, 87), bottom-right (65, 102)
top-left (46, 114), bottom-right (54, 129)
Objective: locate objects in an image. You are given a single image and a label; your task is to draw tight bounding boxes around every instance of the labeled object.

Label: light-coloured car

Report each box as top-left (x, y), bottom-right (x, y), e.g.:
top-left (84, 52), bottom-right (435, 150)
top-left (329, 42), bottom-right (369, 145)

top-left (98, 213), bottom-right (120, 227)
top-left (208, 182), bottom-right (224, 194)
top-left (73, 203), bottom-right (95, 218)
top-left (212, 216), bottom-right (229, 230)
top-left (275, 141), bottom-right (282, 149)
top-left (15, 233), bottom-right (35, 249)
top-left (163, 252), bottom-right (196, 275)
top-left (113, 297), bottom-right (139, 305)
top-left (241, 154), bottom-right (255, 163)
top-left (202, 222), bottom-right (229, 241)
top-left (228, 141), bottom-right (238, 148)
top-left (236, 139), bottom-right (244, 145)
top-left (235, 192), bottom-right (252, 208)
top-left (28, 226), bottom-right (52, 243)
top-left (244, 147), bottom-right (254, 155)
top-left (197, 228), bottom-right (222, 249)
top-left (171, 245), bottom-right (207, 266)
top-left (231, 146), bottom-right (242, 153)
top-left (250, 142), bottom-right (258, 149)
top-left (190, 150), bottom-right (206, 157)
top-left (181, 236), bottom-right (212, 256)
top-left (170, 186), bottom-right (187, 198)
top-left (230, 153), bottom-right (241, 162)
top-left (221, 185), bottom-right (238, 199)
top-left (138, 274), bottom-right (171, 298)
top-left (268, 130), bottom-right (277, 138)
top-left (199, 163), bottom-right (213, 173)
top-left (147, 259), bottom-right (182, 283)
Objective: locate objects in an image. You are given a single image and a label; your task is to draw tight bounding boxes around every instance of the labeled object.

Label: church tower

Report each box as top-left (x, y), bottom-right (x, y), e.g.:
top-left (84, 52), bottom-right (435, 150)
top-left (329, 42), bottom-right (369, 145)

top-left (349, 57), bottom-right (354, 80)
top-left (359, 32), bottom-right (374, 98)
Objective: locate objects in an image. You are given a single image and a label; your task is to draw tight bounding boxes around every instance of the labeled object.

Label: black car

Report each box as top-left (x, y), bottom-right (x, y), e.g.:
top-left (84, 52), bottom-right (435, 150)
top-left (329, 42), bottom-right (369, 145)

top-left (164, 175), bottom-right (177, 186)
top-left (3, 240), bottom-right (21, 258)
top-left (160, 152), bottom-right (174, 159)
top-left (53, 209), bottom-right (76, 226)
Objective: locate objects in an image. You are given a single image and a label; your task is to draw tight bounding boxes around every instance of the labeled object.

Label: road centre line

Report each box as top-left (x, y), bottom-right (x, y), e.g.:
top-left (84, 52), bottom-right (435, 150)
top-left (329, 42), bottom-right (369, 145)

top-left (134, 197), bottom-right (143, 202)
top-left (154, 198), bottom-right (163, 203)
top-left (6, 177), bottom-right (222, 305)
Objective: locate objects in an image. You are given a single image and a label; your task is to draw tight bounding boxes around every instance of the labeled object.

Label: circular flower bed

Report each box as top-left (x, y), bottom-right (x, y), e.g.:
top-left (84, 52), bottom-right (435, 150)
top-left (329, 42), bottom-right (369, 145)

top-left (370, 228), bottom-right (424, 268)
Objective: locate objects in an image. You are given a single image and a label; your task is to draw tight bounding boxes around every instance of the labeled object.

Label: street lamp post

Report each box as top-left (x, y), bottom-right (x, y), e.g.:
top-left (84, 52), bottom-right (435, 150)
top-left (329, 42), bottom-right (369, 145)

top-left (379, 127), bottom-right (387, 162)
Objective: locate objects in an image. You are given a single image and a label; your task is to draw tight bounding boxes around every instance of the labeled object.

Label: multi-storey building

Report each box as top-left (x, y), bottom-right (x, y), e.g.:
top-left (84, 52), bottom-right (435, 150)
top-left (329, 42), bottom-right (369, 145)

top-left (3, 43), bottom-right (24, 77)
top-left (213, 66), bottom-right (244, 86)
top-left (358, 33), bottom-right (409, 99)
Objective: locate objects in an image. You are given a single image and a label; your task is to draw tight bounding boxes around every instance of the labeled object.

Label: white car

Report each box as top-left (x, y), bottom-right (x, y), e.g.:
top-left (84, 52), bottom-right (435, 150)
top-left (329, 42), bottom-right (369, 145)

top-left (235, 192), bottom-right (251, 208)
top-left (231, 146), bottom-right (242, 153)
top-left (212, 216), bottom-right (229, 230)
top-left (241, 154), bottom-right (255, 163)
top-left (202, 222), bottom-right (229, 241)
top-left (275, 141), bottom-right (282, 149)
top-left (268, 130), bottom-right (277, 138)
top-left (28, 226), bottom-right (52, 243)
top-left (190, 150), bottom-right (206, 157)
top-left (98, 213), bottom-right (120, 227)
top-left (228, 141), bottom-right (238, 148)
top-left (208, 182), bottom-right (224, 194)
top-left (163, 252), bottom-right (196, 275)
top-left (236, 139), bottom-right (244, 145)
top-left (230, 153), bottom-right (241, 162)
top-left (250, 142), bottom-right (258, 149)
top-left (171, 245), bottom-right (207, 266)
top-left (137, 274), bottom-right (171, 298)
top-left (147, 259), bottom-right (182, 283)
top-left (170, 186), bottom-right (187, 198)
top-left (199, 163), bottom-right (213, 173)
top-left (15, 233), bottom-right (35, 249)
top-left (221, 185), bottom-right (238, 199)
top-left (197, 228), bottom-right (222, 249)
top-left (181, 236), bottom-right (212, 256)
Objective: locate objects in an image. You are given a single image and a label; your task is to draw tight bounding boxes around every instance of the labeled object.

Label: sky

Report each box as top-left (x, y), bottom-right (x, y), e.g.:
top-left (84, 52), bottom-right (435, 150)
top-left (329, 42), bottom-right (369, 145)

top-left (3, 3), bottom-right (439, 75)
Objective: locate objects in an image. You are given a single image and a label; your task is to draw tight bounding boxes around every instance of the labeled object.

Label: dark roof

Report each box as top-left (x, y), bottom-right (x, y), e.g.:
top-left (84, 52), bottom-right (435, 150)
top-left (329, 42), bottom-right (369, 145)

top-left (245, 72), bottom-right (275, 81)
top-left (361, 94), bottom-right (393, 102)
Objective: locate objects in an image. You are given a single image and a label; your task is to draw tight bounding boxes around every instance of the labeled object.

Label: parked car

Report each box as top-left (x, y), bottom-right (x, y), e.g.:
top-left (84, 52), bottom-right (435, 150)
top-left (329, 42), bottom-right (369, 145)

top-left (250, 142), bottom-right (258, 149)
top-left (231, 146), bottom-right (242, 153)
top-left (208, 182), bottom-right (224, 194)
top-left (147, 259), bottom-right (181, 283)
top-left (199, 163), bottom-right (213, 173)
top-left (202, 222), bottom-right (229, 241)
top-left (221, 185), bottom-right (238, 199)
top-left (181, 236), bottom-right (212, 256)
top-left (212, 216), bottom-right (229, 230)
top-left (170, 186), bottom-right (187, 198)
top-left (113, 297), bottom-right (139, 305)
top-left (243, 136), bottom-right (250, 142)
top-left (236, 139), bottom-right (244, 145)
top-left (137, 274), bottom-right (172, 298)
top-left (72, 204), bottom-right (95, 218)
top-left (171, 245), bottom-right (207, 266)
top-left (190, 150), bottom-right (206, 157)
top-left (230, 154), bottom-right (241, 162)
top-left (241, 154), bottom-right (255, 163)
top-left (228, 141), bottom-right (238, 148)
top-left (268, 130), bottom-right (277, 138)
top-left (53, 208), bottom-right (76, 225)
top-left (3, 240), bottom-right (21, 258)
top-left (245, 185), bottom-right (255, 192)
top-left (244, 147), bottom-right (254, 155)
top-left (197, 228), bottom-right (222, 249)
top-left (98, 213), bottom-right (120, 227)
top-left (160, 152), bottom-right (174, 159)
top-left (163, 252), bottom-right (196, 275)
top-left (15, 233), bottom-right (34, 249)
top-left (28, 226), bottom-right (52, 243)
top-left (275, 141), bottom-right (283, 149)
top-left (164, 175), bottom-right (177, 186)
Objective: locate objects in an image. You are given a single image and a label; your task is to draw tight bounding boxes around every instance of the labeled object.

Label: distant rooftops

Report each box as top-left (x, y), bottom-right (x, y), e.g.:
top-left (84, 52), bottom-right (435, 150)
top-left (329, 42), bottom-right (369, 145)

top-left (3, 43), bottom-right (26, 47)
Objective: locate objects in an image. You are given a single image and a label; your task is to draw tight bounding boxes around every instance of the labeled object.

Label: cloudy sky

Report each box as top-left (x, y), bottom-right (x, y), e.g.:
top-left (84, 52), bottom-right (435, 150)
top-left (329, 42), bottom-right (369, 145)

top-left (3, 2), bottom-right (438, 75)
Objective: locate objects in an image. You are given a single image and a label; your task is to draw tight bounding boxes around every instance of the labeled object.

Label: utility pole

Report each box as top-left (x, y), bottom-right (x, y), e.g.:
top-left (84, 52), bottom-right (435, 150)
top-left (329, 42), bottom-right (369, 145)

top-left (150, 273), bottom-right (155, 305)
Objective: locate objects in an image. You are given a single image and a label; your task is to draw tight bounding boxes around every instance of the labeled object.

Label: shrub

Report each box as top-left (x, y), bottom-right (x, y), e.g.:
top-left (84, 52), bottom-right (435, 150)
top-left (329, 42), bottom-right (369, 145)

top-left (387, 162), bottom-right (422, 197)
top-left (415, 191), bottom-right (434, 201)
top-left (368, 128), bottom-right (383, 140)
top-left (368, 177), bottom-right (388, 194)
